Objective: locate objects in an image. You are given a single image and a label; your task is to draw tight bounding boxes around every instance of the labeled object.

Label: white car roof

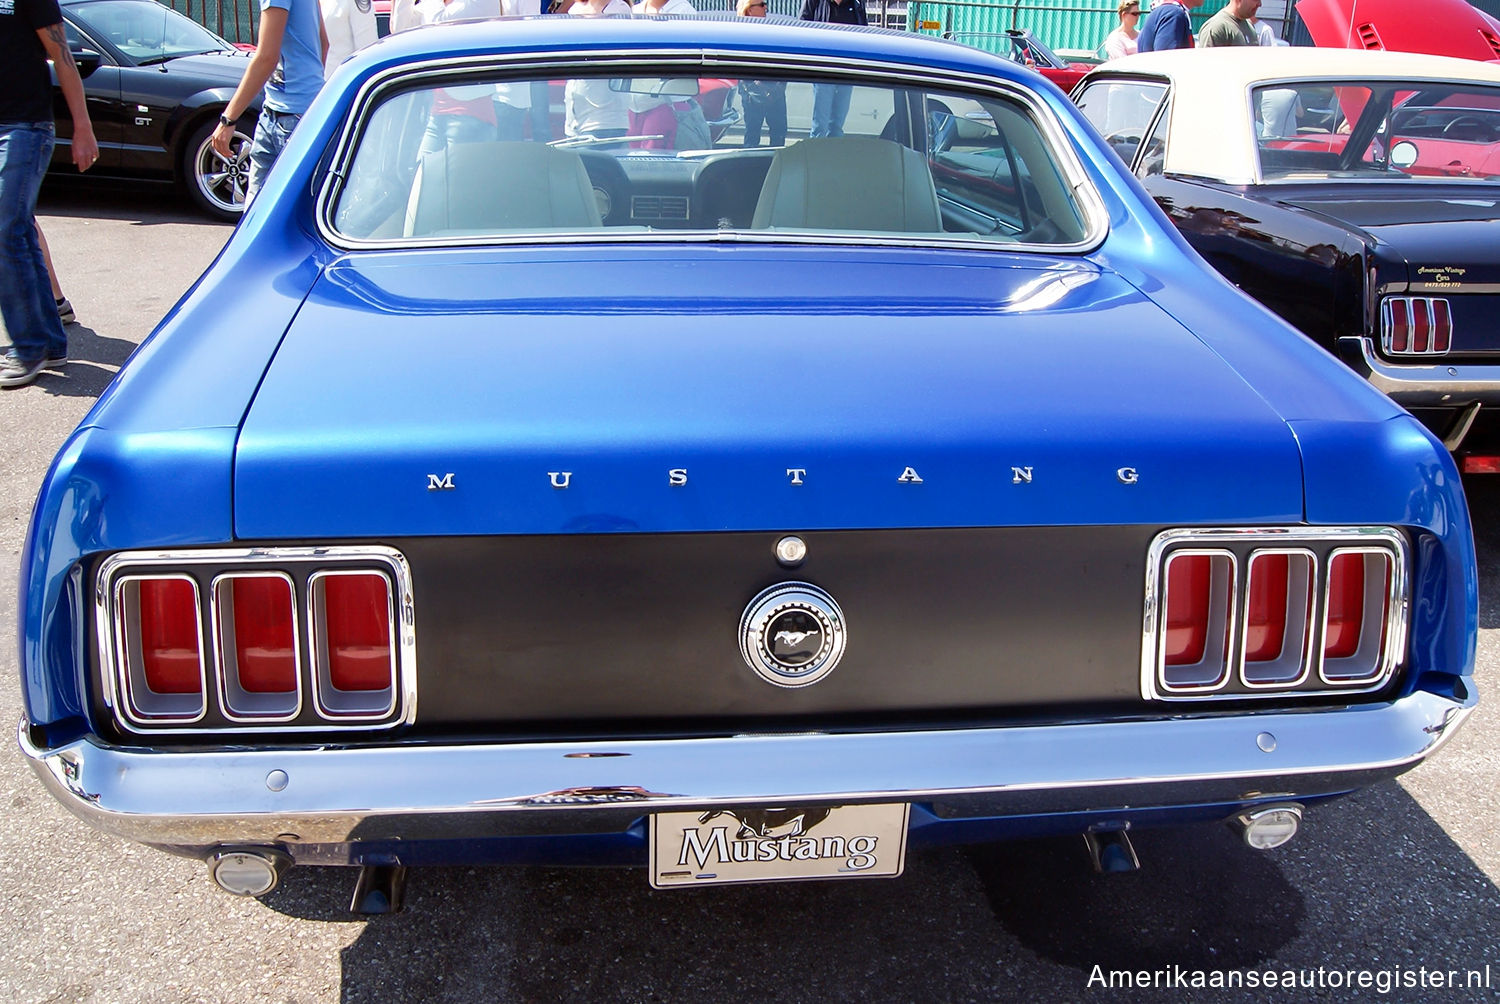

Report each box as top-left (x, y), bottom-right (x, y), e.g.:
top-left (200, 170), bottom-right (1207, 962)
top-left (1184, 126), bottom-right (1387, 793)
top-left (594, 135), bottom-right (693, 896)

top-left (1083, 47), bottom-right (1500, 184)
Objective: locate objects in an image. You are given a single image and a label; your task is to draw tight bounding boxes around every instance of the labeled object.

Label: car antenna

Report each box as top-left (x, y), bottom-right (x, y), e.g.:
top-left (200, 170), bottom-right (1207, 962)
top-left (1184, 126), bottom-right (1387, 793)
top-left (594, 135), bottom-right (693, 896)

top-left (158, 4), bottom-right (169, 71)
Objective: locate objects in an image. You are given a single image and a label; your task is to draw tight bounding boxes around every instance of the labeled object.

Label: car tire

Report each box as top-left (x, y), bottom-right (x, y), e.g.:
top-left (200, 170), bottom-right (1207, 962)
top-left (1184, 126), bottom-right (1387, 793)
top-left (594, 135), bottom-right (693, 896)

top-left (182, 117), bottom-right (252, 221)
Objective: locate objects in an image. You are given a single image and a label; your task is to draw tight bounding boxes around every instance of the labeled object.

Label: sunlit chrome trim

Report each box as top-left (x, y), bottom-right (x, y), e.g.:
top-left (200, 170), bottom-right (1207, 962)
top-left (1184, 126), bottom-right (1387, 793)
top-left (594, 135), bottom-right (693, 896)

top-left (19, 688), bottom-right (1475, 854)
top-left (1335, 335), bottom-right (1500, 410)
top-left (1317, 546), bottom-right (1405, 688)
top-left (1238, 548), bottom-right (1316, 691)
top-left (95, 547), bottom-right (418, 735)
top-left (108, 574), bottom-right (208, 727)
top-left (1142, 527), bottom-right (1409, 702)
top-left (314, 49), bottom-right (1108, 256)
top-left (210, 571), bottom-right (304, 724)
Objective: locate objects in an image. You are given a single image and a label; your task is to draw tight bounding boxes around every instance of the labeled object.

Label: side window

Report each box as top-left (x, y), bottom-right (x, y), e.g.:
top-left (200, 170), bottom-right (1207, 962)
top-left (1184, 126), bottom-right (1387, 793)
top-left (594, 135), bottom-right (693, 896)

top-left (1136, 98), bottom-right (1170, 178)
top-left (1074, 80), bottom-right (1169, 166)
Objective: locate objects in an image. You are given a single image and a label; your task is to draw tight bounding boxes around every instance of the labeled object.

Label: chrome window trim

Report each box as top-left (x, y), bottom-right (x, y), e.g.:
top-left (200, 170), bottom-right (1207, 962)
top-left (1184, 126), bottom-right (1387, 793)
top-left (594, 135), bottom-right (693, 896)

top-left (1155, 548), bottom-right (1238, 695)
top-left (95, 547), bottom-right (418, 735)
top-left (1142, 527), bottom-right (1409, 702)
top-left (1238, 548), bottom-right (1316, 690)
top-left (109, 574), bottom-right (208, 727)
top-left (1317, 546), bottom-right (1404, 688)
top-left (210, 571), bottom-right (304, 724)
top-left (307, 568), bottom-right (400, 721)
top-left (314, 49), bottom-right (1108, 255)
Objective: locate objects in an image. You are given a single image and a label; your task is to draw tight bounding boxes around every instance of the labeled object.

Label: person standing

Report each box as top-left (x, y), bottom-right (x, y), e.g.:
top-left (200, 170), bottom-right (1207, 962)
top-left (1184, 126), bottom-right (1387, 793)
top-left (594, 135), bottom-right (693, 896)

top-left (0, 0), bottom-right (98, 388)
top-left (1136, 0), bottom-right (1202, 52)
top-left (210, 0), bottom-right (328, 206)
top-left (737, 0), bottom-right (786, 147)
top-left (1103, 0), bottom-right (1141, 59)
top-left (1198, 0), bottom-right (1260, 47)
top-left (564, 0), bottom-right (631, 141)
top-left (321, 0), bottom-right (378, 68)
top-left (1251, 14), bottom-right (1278, 46)
top-left (634, 0), bottom-right (695, 11)
top-left (800, 0), bottom-right (865, 137)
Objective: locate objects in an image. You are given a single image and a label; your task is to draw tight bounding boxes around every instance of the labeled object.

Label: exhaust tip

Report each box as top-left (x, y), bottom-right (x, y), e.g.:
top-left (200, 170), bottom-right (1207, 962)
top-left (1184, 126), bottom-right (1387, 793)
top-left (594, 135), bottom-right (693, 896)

top-left (209, 849), bottom-right (289, 897)
top-left (1235, 804), bottom-right (1303, 851)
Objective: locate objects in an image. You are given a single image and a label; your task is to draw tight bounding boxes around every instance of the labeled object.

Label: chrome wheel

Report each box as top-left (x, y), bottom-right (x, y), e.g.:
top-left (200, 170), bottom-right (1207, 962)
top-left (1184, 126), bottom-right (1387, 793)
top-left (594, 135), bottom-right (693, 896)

top-left (188, 123), bottom-right (251, 219)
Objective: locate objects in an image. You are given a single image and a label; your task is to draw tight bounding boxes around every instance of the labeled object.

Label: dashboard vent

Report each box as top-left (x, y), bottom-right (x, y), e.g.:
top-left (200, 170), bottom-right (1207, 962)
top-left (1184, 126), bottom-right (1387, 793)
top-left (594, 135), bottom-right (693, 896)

top-left (631, 195), bottom-right (690, 221)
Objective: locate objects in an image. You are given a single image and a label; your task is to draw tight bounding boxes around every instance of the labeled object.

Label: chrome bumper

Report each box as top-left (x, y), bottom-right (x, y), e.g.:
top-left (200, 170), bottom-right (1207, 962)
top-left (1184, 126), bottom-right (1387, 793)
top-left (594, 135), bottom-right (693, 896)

top-left (19, 689), bottom-right (1475, 857)
top-left (1338, 335), bottom-right (1500, 408)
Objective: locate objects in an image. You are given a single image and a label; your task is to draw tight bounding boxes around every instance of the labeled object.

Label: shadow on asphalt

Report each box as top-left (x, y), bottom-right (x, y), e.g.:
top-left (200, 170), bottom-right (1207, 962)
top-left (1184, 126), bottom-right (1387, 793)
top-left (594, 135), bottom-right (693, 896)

top-left (19, 324), bottom-right (139, 401)
top-left (251, 780), bottom-right (1499, 1002)
top-left (39, 178), bottom-right (227, 227)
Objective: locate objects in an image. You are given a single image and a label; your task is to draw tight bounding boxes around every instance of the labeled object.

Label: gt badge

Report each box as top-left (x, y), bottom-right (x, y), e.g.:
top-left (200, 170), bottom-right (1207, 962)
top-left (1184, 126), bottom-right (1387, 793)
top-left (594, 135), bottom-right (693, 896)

top-left (739, 582), bottom-right (847, 688)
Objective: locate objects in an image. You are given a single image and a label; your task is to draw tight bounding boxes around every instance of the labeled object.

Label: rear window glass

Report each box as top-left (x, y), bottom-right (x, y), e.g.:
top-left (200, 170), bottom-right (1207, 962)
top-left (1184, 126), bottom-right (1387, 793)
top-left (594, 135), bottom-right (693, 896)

top-left (328, 69), bottom-right (1093, 247)
top-left (1254, 80), bottom-right (1500, 181)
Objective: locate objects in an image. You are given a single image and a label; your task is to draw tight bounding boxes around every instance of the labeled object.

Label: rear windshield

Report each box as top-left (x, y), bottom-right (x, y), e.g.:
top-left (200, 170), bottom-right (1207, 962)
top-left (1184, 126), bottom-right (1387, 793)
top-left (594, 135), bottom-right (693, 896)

top-left (1254, 80), bottom-right (1500, 181)
top-left (328, 69), bottom-right (1093, 247)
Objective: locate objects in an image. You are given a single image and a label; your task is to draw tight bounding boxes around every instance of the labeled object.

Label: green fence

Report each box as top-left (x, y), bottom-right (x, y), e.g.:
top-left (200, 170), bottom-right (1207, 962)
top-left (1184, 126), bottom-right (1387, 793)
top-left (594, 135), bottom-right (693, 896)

top-left (908, 0), bottom-right (1240, 57)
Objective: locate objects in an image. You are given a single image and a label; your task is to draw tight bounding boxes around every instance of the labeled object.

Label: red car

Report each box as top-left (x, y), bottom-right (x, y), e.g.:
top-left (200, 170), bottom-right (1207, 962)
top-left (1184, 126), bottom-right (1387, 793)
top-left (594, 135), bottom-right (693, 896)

top-left (1294, 0), bottom-right (1500, 61)
top-left (944, 28), bottom-right (1091, 92)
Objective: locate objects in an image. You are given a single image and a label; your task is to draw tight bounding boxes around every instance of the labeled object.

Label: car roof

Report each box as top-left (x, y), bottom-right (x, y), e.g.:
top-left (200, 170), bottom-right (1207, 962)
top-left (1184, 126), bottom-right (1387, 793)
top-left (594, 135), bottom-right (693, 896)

top-left (1082, 47), bottom-right (1500, 184)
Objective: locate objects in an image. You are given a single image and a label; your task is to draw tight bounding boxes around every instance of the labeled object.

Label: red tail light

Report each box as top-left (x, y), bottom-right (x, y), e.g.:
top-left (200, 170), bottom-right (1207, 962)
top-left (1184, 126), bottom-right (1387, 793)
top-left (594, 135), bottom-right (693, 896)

top-left (1160, 551), bottom-right (1233, 691)
top-left (322, 573), bottom-right (394, 693)
top-left (1242, 551), bottom-right (1314, 687)
top-left (1244, 553), bottom-right (1288, 663)
top-left (228, 577), bottom-right (297, 693)
top-left (138, 578), bottom-right (203, 694)
top-left (1322, 550), bottom-right (1394, 684)
top-left (1163, 554), bottom-right (1211, 665)
top-left (1323, 553), bottom-right (1367, 660)
top-left (1383, 297), bottom-right (1451, 356)
top-left (1147, 530), bottom-right (1404, 701)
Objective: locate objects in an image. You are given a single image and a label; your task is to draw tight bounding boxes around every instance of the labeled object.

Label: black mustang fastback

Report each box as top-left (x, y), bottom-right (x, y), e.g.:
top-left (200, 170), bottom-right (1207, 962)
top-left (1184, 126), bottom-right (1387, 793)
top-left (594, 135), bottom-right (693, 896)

top-left (1076, 46), bottom-right (1500, 471)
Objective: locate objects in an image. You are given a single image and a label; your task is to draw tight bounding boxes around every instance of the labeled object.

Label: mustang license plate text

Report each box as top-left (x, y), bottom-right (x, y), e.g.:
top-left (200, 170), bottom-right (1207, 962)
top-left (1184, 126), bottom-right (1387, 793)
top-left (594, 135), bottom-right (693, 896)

top-left (649, 803), bottom-right (910, 888)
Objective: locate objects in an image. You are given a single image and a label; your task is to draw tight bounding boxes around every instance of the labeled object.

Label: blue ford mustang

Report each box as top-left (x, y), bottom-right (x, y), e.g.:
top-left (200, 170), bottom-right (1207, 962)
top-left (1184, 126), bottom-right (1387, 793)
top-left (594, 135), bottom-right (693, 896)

top-left (16, 15), bottom-right (1479, 909)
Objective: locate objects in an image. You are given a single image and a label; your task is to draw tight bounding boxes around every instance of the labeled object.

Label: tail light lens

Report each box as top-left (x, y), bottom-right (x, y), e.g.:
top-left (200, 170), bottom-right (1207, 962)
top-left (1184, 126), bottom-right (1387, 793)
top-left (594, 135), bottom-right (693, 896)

top-left (1242, 550), bottom-right (1314, 687)
top-left (311, 571), bottom-right (397, 717)
top-left (1159, 551), bottom-right (1234, 692)
top-left (1321, 549), bottom-right (1394, 685)
top-left (215, 574), bottom-right (300, 720)
top-left (1382, 297), bottom-right (1451, 357)
top-left (100, 548), bottom-right (412, 733)
top-left (1147, 529), bottom-right (1405, 701)
top-left (115, 576), bottom-right (206, 722)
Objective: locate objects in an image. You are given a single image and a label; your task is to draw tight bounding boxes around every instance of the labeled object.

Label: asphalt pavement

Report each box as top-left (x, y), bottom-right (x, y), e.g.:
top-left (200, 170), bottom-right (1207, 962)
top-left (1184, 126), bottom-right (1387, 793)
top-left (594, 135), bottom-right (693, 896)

top-left (0, 180), bottom-right (1496, 1003)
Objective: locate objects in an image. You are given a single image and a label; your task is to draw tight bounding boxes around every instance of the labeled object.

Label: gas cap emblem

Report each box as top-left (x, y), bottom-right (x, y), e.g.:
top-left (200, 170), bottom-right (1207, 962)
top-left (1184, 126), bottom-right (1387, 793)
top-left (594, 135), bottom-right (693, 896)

top-left (739, 582), bottom-right (847, 688)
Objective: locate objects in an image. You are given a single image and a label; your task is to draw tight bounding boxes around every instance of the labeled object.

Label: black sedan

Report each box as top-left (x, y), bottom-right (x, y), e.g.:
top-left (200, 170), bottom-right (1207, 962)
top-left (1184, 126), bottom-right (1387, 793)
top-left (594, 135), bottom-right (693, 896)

top-left (52, 0), bottom-right (258, 219)
top-left (1075, 46), bottom-right (1500, 472)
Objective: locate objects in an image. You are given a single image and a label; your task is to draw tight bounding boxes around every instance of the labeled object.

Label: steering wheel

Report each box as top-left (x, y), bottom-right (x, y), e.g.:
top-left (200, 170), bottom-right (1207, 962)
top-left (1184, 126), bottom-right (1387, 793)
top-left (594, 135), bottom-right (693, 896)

top-left (1442, 115), bottom-right (1489, 138)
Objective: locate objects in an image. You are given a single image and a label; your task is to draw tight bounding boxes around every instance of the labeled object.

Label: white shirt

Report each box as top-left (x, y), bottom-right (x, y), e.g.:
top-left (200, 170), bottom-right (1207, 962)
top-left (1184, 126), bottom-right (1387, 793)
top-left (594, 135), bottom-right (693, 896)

top-left (1103, 26), bottom-right (1137, 60)
top-left (1254, 20), bottom-right (1278, 46)
top-left (633, 0), bottom-right (696, 12)
top-left (321, 0), bottom-right (378, 67)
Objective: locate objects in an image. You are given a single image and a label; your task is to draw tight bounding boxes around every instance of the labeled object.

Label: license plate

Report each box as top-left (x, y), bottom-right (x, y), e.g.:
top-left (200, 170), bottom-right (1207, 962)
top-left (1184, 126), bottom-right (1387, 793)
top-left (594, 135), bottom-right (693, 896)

top-left (649, 803), bottom-right (909, 888)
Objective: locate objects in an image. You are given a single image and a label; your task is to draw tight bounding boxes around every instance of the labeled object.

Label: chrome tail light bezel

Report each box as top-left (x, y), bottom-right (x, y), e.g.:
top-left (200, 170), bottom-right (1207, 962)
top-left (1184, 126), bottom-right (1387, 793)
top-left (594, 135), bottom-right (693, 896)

top-left (1381, 296), bottom-right (1452, 356)
top-left (1142, 528), bottom-right (1408, 702)
top-left (96, 546), bottom-right (416, 735)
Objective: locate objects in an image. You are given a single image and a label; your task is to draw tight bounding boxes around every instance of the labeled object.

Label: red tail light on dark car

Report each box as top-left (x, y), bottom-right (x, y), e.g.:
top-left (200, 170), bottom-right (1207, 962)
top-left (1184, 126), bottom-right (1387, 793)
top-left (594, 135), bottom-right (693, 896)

top-left (1146, 529), bottom-right (1406, 701)
top-left (1382, 296), bottom-right (1451, 356)
top-left (99, 548), bottom-right (413, 732)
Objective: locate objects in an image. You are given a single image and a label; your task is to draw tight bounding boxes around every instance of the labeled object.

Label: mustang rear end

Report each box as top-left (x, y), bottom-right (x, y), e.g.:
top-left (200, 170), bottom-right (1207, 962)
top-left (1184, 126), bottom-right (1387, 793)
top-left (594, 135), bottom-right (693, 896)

top-left (16, 18), bottom-right (1478, 907)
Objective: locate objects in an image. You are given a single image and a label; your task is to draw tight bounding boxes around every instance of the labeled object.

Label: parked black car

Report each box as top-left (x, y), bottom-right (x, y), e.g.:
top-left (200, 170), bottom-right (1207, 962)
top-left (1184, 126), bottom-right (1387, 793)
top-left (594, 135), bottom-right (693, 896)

top-left (52, 0), bottom-right (258, 219)
top-left (1075, 47), bottom-right (1500, 472)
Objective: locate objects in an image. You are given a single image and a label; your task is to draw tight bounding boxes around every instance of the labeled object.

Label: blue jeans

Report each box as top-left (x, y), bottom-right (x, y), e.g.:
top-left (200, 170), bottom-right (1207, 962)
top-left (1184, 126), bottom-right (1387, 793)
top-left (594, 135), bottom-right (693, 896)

top-left (0, 122), bottom-right (65, 364)
top-left (247, 108), bottom-right (303, 205)
top-left (418, 113), bottom-right (497, 159)
top-left (810, 84), bottom-right (852, 139)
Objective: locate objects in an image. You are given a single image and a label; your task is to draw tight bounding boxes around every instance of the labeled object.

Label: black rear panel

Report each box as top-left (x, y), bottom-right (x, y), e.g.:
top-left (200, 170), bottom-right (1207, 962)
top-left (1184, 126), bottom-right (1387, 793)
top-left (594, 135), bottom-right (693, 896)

top-left (400, 526), bottom-right (1155, 730)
